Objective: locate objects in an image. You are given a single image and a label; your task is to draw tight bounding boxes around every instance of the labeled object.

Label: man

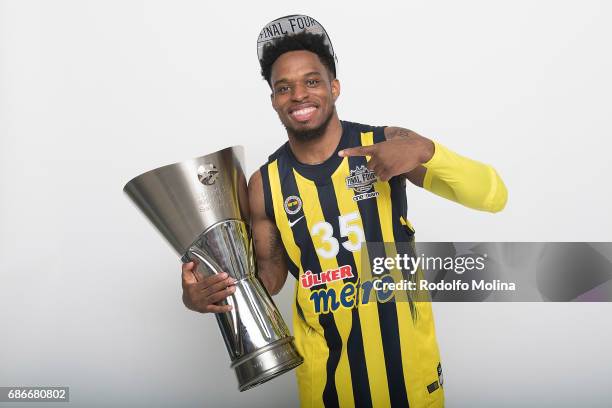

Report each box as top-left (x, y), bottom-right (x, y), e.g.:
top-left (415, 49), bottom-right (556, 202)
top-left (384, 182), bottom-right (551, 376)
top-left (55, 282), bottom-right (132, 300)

top-left (182, 15), bottom-right (507, 408)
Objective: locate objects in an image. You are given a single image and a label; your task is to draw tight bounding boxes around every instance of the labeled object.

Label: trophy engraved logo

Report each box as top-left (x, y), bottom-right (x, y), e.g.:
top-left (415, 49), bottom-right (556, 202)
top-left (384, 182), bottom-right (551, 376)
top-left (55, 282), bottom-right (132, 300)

top-left (197, 163), bottom-right (219, 185)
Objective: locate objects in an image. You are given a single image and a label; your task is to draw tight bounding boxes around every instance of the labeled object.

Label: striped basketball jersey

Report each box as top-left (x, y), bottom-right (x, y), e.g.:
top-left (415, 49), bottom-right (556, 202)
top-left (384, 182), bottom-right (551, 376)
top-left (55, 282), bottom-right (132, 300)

top-left (259, 121), bottom-right (444, 408)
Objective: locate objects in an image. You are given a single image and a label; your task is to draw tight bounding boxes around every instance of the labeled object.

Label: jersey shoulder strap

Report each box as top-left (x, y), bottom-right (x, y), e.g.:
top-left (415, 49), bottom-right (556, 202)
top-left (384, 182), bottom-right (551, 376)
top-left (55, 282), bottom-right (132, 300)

top-left (259, 142), bottom-right (288, 223)
top-left (267, 142), bottom-right (288, 163)
top-left (342, 120), bottom-right (387, 145)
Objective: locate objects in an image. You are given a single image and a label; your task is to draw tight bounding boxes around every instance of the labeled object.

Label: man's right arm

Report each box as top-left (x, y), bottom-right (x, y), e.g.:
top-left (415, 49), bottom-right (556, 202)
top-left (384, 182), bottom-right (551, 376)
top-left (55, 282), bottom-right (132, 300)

top-left (248, 169), bottom-right (288, 295)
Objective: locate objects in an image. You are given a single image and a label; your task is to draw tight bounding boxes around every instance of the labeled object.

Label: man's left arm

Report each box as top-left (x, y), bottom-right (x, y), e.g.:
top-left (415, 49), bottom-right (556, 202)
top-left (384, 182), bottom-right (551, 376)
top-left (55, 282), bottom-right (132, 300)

top-left (339, 126), bottom-right (508, 213)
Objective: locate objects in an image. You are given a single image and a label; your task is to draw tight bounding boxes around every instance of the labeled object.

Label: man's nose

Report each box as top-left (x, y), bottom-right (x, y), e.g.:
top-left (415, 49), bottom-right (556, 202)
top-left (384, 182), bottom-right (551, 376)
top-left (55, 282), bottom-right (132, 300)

top-left (291, 83), bottom-right (308, 101)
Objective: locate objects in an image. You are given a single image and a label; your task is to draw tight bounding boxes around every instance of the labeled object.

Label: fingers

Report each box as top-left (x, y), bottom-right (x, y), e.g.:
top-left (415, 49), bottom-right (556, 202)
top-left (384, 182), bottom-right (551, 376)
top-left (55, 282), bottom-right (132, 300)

top-left (181, 261), bottom-right (206, 287)
top-left (181, 262), bottom-right (197, 286)
top-left (181, 268), bottom-right (237, 314)
top-left (366, 157), bottom-right (388, 181)
top-left (207, 285), bottom-right (236, 304)
top-left (366, 156), bottom-right (378, 172)
top-left (205, 303), bottom-right (233, 313)
top-left (365, 159), bottom-right (383, 181)
top-left (203, 275), bottom-right (237, 296)
top-left (370, 162), bottom-right (390, 181)
top-left (338, 145), bottom-right (376, 157)
top-left (201, 272), bottom-right (231, 290)
top-left (337, 144), bottom-right (387, 179)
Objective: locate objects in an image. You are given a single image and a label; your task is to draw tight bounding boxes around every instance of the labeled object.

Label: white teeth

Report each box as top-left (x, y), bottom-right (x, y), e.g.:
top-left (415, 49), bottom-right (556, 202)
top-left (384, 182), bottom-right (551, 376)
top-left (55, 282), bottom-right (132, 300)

top-left (292, 107), bottom-right (316, 116)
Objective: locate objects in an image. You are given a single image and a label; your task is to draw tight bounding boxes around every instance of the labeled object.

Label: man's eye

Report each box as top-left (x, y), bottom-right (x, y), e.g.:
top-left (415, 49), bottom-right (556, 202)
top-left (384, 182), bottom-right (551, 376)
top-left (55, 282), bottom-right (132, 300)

top-left (306, 79), bottom-right (320, 87)
top-left (276, 86), bottom-right (290, 94)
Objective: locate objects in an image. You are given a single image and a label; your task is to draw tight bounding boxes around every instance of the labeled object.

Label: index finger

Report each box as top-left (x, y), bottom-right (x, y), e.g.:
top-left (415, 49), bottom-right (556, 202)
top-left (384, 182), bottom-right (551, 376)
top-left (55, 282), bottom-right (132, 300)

top-left (338, 145), bottom-right (376, 158)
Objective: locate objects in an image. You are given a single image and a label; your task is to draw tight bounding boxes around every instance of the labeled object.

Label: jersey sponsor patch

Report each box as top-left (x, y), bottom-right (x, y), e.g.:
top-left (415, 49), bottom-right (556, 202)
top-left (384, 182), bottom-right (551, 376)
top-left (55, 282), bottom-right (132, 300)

top-left (300, 265), bottom-right (354, 289)
top-left (346, 165), bottom-right (379, 201)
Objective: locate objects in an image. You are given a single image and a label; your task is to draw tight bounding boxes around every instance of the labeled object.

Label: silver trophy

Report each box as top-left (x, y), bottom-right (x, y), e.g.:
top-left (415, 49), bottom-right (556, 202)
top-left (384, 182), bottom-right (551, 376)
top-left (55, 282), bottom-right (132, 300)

top-left (123, 146), bottom-right (303, 391)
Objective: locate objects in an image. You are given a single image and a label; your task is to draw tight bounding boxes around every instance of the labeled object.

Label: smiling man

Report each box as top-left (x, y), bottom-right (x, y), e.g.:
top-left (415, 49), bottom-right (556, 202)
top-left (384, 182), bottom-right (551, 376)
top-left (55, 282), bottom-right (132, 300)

top-left (181, 14), bottom-right (507, 408)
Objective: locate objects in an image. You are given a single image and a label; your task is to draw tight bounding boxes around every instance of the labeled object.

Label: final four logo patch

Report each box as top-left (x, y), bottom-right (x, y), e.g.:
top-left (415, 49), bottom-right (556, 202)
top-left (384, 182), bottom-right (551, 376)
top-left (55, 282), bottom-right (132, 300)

top-left (346, 165), bottom-right (379, 201)
top-left (284, 195), bottom-right (302, 215)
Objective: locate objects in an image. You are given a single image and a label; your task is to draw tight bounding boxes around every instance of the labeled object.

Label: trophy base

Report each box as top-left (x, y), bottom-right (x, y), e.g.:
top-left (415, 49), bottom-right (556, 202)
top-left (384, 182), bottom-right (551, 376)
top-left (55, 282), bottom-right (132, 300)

top-left (231, 337), bottom-right (303, 392)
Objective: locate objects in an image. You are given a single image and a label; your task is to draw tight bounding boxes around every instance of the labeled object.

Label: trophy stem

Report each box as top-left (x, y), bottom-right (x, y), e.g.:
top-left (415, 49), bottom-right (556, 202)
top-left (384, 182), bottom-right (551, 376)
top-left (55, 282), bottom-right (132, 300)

top-left (187, 219), bottom-right (303, 390)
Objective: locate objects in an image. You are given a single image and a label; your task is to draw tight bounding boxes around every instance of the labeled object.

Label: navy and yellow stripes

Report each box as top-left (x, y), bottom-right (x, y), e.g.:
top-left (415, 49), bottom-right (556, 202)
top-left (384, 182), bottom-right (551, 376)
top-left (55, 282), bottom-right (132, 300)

top-left (260, 121), bottom-right (444, 408)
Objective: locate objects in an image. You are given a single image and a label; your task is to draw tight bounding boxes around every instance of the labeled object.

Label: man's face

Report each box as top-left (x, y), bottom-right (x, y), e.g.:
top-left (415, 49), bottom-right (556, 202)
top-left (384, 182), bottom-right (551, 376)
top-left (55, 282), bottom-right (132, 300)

top-left (269, 50), bottom-right (340, 141)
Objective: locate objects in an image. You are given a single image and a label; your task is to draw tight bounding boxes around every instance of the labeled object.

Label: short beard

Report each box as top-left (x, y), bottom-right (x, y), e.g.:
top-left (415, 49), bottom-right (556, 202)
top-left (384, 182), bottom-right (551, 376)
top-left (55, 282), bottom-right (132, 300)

top-left (284, 108), bottom-right (334, 142)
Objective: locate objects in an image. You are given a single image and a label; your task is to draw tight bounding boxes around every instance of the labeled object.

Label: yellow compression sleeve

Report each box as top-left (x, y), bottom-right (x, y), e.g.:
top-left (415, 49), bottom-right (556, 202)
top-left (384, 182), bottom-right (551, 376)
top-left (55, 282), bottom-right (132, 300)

top-left (422, 141), bottom-right (508, 213)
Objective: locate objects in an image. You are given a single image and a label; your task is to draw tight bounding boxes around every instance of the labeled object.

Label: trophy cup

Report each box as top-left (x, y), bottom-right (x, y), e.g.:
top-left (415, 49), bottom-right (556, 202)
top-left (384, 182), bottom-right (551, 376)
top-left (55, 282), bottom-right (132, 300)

top-left (123, 146), bottom-right (303, 391)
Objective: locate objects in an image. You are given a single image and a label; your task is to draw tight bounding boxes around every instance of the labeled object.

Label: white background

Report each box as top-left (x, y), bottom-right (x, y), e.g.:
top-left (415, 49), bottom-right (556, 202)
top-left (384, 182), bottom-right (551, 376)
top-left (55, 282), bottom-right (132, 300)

top-left (1, 1), bottom-right (611, 407)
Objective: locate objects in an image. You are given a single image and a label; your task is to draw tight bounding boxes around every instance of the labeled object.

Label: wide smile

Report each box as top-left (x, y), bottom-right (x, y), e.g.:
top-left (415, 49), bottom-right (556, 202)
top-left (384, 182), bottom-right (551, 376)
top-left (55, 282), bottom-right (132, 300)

top-left (289, 105), bottom-right (318, 123)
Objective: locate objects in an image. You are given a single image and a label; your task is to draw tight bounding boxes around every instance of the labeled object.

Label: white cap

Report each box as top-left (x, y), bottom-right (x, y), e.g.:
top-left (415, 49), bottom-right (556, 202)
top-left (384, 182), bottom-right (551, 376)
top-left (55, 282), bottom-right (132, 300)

top-left (257, 14), bottom-right (337, 75)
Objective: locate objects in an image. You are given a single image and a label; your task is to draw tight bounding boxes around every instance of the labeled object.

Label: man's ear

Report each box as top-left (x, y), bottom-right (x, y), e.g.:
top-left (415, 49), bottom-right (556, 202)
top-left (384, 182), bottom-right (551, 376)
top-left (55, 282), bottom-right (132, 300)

top-left (331, 78), bottom-right (341, 102)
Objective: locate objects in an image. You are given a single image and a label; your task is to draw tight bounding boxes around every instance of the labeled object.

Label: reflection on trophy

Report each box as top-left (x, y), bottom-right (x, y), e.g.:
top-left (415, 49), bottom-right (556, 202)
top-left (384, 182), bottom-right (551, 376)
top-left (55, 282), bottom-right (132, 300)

top-left (123, 146), bottom-right (303, 391)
